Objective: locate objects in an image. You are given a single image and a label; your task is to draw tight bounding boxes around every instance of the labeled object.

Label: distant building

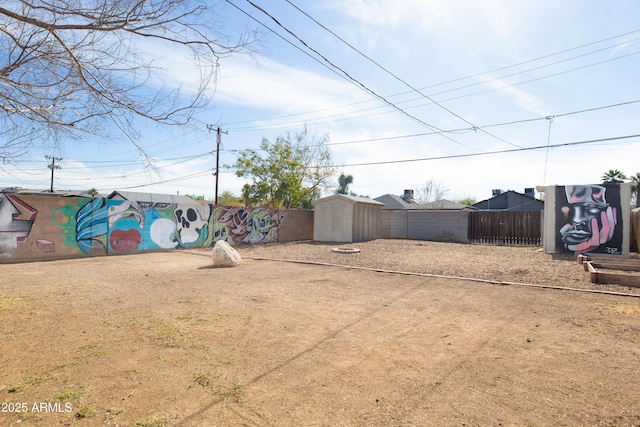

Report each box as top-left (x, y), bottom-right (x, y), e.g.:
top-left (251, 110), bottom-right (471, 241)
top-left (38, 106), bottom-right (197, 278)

top-left (374, 189), bottom-right (423, 210)
top-left (422, 199), bottom-right (477, 210)
top-left (375, 189), bottom-right (477, 211)
top-left (108, 190), bottom-right (199, 205)
top-left (473, 189), bottom-right (543, 211)
top-left (1, 187), bottom-right (98, 198)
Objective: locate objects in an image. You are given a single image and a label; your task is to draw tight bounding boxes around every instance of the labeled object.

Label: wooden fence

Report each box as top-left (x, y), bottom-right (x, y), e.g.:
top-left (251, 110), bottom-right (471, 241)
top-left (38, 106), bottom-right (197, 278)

top-left (468, 211), bottom-right (542, 246)
top-left (632, 209), bottom-right (640, 252)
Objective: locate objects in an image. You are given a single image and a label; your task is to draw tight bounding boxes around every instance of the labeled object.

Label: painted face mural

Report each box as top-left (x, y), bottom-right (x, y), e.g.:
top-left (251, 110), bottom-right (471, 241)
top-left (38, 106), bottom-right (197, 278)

top-left (557, 185), bottom-right (622, 254)
top-left (0, 194), bottom-right (37, 258)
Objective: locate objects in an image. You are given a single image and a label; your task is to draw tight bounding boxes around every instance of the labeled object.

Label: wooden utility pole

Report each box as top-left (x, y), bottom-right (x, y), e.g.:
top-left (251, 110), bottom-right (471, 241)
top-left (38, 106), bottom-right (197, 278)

top-left (207, 125), bottom-right (228, 205)
top-left (45, 155), bottom-right (62, 192)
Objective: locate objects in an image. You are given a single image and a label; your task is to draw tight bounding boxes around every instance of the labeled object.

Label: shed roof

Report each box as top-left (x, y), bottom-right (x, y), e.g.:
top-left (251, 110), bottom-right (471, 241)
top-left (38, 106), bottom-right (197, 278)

top-left (313, 194), bottom-right (384, 206)
top-left (1, 187), bottom-right (99, 198)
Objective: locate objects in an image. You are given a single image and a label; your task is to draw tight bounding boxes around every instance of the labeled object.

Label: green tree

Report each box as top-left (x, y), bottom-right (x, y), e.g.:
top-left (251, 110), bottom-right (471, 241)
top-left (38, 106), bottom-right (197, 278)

top-left (235, 127), bottom-right (335, 209)
top-left (219, 190), bottom-right (243, 206)
top-left (336, 173), bottom-right (354, 194)
top-left (601, 169), bottom-right (627, 183)
top-left (455, 196), bottom-right (477, 206)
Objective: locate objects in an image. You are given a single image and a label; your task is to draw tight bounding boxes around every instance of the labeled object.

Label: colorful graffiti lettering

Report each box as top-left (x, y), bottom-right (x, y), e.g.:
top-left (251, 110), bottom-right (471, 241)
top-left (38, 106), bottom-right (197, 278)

top-left (76, 197), bottom-right (109, 254)
top-left (52, 199), bottom-right (89, 250)
top-left (556, 184), bottom-right (622, 254)
top-left (0, 194), bottom-right (37, 259)
top-left (10, 194), bottom-right (289, 260)
top-left (213, 207), bottom-right (286, 245)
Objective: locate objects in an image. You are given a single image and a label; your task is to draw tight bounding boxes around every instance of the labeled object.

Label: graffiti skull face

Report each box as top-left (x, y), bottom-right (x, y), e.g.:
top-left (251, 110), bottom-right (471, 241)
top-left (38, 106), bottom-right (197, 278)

top-left (174, 205), bottom-right (208, 245)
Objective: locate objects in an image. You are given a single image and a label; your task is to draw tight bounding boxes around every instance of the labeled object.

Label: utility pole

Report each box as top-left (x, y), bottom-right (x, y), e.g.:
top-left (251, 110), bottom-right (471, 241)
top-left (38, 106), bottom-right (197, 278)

top-left (45, 155), bottom-right (62, 192)
top-left (207, 125), bottom-right (228, 205)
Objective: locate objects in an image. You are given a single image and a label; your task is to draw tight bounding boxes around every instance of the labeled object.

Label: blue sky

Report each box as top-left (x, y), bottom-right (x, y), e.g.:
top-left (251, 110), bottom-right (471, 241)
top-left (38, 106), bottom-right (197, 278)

top-left (2, 0), bottom-right (640, 202)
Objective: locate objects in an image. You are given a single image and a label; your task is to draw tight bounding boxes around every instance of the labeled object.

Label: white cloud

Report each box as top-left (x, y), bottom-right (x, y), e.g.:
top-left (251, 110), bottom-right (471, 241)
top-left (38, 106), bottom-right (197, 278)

top-left (324, 0), bottom-right (449, 30)
top-left (214, 55), bottom-right (362, 115)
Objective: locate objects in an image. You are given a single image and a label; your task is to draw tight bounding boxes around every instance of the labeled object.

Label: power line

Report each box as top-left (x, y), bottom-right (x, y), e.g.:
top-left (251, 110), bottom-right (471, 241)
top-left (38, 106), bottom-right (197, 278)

top-left (107, 169), bottom-right (216, 191)
top-left (219, 22), bottom-right (640, 133)
top-left (45, 155), bottom-right (62, 192)
top-left (327, 133), bottom-right (640, 168)
top-left (225, 99), bottom-right (640, 149)
top-left (223, 47), bottom-right (640, 134)
top-left (283, 0), bottom-right (522, 148)
top-left (241, 0), bottom-right (482, 152)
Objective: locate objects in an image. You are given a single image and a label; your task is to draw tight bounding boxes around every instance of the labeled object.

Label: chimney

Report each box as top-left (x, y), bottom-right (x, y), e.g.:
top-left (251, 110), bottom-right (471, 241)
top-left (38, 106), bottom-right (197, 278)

top-left (524, 188), bottom-right (535, 198)
top-left (403, 189), bottom-right (414, 201)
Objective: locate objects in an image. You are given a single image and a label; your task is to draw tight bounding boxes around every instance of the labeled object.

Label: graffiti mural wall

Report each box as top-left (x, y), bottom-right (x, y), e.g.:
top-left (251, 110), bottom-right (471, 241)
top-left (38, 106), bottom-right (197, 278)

top-left (208, 207), bottom-right (286, 245)
top-left (0, 192), bottom-right (299, 263)
top-left (555, 184), bottom-right (623, 254)
top-left (0, 194), bottom-right (37, 259)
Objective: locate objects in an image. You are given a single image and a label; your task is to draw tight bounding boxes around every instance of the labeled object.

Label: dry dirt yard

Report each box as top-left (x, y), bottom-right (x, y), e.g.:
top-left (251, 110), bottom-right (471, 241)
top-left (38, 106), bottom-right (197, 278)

top-left (1, 239), bottom-right (640, 427)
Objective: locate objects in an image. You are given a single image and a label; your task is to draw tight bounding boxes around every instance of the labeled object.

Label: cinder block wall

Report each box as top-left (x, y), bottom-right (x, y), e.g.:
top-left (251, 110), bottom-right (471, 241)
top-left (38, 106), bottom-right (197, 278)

top-left (381, 210), bottom-right (469, 243)
top-left (278, 210), bottom-right (313, 242)
top-left (407, 211), bottom-right (469, 243)
top-left (0, 193), bottom-right (314, 263)
top-left (381, 210), bottom-right (408, 239)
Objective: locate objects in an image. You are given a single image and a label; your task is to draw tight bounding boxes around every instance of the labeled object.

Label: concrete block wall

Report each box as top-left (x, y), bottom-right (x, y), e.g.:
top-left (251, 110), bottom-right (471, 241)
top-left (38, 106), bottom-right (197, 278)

top-left (381, 210), bottom-right (469, 243)
top-left (0, 193), bottom-right (314, 263)
top-left (407, 210), bottom-right (469, 243)
top-left (278, 210), bottom-right (314, 242)
top-left (381, 210), bottom-right (408, 239)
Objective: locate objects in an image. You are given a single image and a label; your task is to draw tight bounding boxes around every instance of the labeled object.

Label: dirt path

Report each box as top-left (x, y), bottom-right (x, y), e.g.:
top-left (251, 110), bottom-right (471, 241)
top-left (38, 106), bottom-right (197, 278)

top-left (1, 246), bottom-right (639, 426)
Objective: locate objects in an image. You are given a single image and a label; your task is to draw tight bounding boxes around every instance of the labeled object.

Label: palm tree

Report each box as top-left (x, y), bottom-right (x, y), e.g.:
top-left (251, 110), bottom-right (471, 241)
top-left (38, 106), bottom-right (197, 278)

top-left (601, 169), bottom-right (627, 184)
top-left (630, 172), bottom-right (640, 208)
top-left (337, 173), bottom-right (354, 194)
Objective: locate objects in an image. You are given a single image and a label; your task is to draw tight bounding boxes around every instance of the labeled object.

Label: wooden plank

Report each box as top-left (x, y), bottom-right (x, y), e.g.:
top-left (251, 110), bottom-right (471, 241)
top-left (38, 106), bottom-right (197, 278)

top-left (579, 255), bottom-right (640, 267)
top-left (590, 262), bottom-right (640, 273)
top-left (586, 261), bottom-right (640, 287)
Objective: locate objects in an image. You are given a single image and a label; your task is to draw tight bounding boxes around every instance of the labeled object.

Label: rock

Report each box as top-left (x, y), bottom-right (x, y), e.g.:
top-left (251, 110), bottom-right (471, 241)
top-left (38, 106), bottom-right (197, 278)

top-left (211, 240), bottom-right (241, 267)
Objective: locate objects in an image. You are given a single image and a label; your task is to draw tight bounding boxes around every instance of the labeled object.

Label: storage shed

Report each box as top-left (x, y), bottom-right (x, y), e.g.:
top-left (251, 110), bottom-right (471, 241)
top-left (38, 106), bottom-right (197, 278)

top-left (313, 194), bottom-right (383, 243)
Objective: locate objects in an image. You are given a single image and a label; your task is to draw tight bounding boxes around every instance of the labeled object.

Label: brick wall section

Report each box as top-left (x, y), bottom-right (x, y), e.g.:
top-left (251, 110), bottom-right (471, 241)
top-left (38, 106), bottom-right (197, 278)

top-left (381, 210), bottom-right (469, 243)
top-left (1, 193), bottom-right (315, 263)
top-left (6, 195), bottom-right (89, 262)
top-left (278, 210), bottom-right (314, 242)
top-left (407, 210), bottom-right (469, 243)
top-left (381, 210), bottom-right (408, 239)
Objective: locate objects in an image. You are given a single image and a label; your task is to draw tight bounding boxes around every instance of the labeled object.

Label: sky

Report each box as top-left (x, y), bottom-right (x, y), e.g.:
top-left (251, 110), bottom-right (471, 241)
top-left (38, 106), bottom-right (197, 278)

top-left (2, 0), bottom-right (640, 203)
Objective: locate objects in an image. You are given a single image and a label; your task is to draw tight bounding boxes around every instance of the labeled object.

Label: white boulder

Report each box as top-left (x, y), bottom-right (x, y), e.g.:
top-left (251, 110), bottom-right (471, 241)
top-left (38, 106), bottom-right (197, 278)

top-left (211, 240), bottom-right (241, 267)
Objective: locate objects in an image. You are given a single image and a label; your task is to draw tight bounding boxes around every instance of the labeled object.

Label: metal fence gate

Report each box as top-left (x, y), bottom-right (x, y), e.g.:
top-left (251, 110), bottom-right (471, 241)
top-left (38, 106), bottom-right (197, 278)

top-left (468, 211), bottom-right (542, 246)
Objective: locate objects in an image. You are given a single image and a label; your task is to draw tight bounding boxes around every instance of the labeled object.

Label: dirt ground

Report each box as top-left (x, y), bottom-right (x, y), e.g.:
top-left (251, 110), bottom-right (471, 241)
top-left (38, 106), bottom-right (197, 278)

top-left (1, 240), bottom-right (640, 426)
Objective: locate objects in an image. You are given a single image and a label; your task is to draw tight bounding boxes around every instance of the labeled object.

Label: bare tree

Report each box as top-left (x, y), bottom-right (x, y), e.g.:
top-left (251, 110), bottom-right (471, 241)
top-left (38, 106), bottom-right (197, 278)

top-left (414, 178), bottom-right (448, 204)
top-left (0, 0), bottom-right (256, 158)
